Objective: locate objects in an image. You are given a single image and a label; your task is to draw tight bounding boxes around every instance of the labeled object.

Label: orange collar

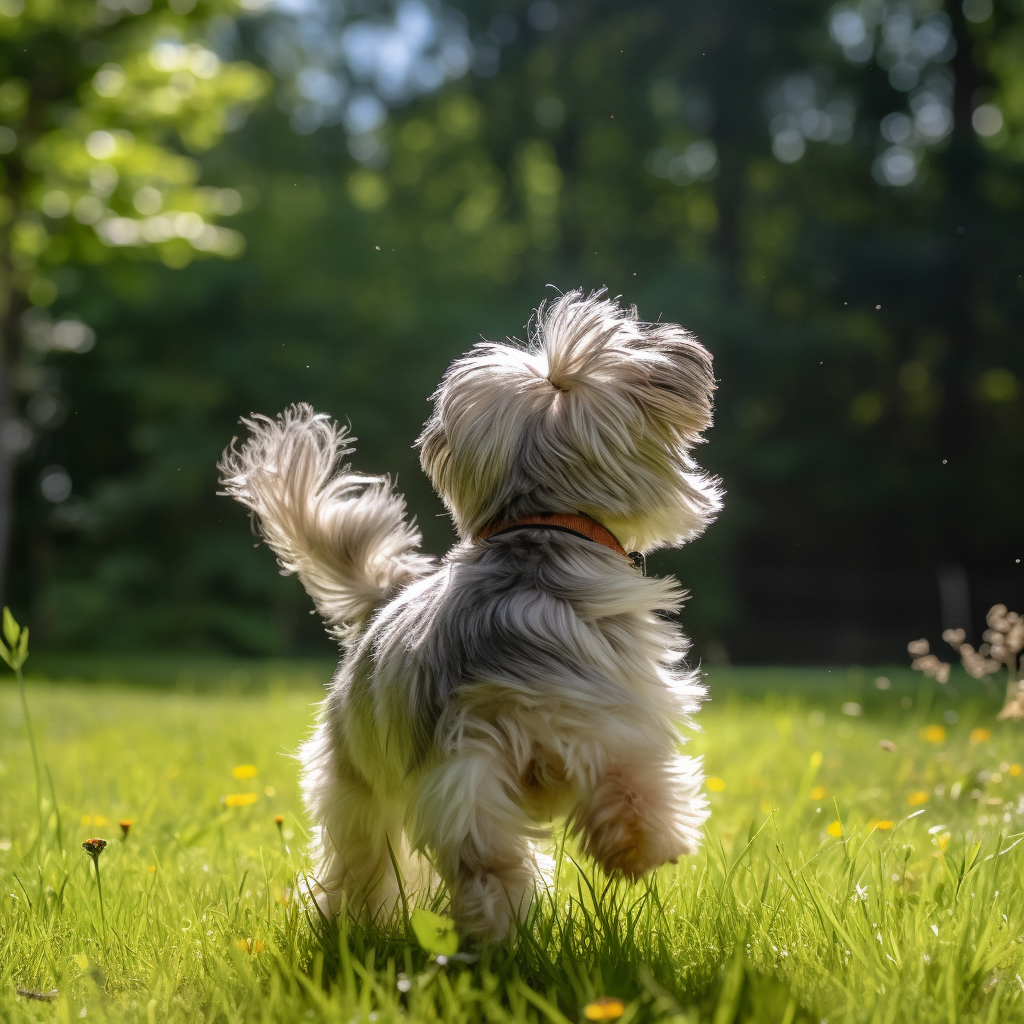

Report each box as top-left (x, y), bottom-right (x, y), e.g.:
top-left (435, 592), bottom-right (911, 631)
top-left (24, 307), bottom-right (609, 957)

top-left (477, 512), bottom-right (629, 560)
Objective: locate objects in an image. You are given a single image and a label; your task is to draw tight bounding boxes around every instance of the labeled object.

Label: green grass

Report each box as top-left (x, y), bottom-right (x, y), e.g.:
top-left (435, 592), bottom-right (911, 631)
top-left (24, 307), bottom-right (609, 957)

top-left (2, 666), bottom-right (1023, 1023)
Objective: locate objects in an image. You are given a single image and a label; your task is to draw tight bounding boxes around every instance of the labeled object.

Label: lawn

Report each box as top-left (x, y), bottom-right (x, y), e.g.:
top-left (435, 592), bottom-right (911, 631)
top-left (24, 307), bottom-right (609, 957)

top-left (1, 664), bottom-right (1022, 1023)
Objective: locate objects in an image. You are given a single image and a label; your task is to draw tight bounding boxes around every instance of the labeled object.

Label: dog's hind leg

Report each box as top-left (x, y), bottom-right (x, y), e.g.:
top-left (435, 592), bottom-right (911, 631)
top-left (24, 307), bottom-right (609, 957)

top-left (412, 743), bottom-right (537, 941)
top-left (301, 726), bottom-right (412, 924)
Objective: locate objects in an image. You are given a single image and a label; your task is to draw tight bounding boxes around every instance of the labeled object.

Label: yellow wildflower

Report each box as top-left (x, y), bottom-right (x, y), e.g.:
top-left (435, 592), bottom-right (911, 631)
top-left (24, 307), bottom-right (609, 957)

top-left (875, 820), bottom-right (894, 830)
top-left (968, 728), bottom-right (991, 745)
top-left (232, 765), bottom-right (258, 780)
top-left (810, 785), bottom-right (827, 801)
top-left (907, 791), bottom-right (929, 806)
top-left (921, 725), bottom-right (946, 744)
top-left (224, 793), bottom-right (259, 807)
top-left (935, 831), bottom-right (950, 852)
top-left (705, 776), bottom-right (725, 792)
top-left (583, 997), bottom-right (625, 1021)
top-left (235, 938), bottom-right (264, 954)
top-left (1010, 764), bottom-right (1022, 777)
top-left (827, 821), bottom-right (843, 837)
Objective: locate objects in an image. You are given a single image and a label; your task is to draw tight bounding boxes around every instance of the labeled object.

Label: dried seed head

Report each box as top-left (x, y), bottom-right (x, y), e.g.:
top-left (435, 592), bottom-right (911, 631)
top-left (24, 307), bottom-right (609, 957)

top-left (987, 604), bottom-right (1008, 628)
top-left (82, 838), bottom-right (107, 863)
top-left (907, 639), bottom-right (930, 656)
top-left (942, 628), bottom-right (966, 651)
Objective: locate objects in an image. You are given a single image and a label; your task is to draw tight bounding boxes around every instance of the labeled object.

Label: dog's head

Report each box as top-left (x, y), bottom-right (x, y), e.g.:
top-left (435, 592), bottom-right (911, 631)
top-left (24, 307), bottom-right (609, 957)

top-left (417, 290), bottom-right (721, 553)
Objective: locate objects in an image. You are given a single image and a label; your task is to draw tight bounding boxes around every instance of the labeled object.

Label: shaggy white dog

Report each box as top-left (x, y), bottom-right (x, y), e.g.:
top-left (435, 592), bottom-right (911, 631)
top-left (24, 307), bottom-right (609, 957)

top-left (218, 290), bottom-right (720, 940)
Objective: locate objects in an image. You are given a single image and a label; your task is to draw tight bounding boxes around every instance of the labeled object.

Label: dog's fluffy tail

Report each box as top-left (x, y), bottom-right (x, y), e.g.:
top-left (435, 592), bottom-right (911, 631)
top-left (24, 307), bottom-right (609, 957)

top-left (218, 403), bottom-right (433, 639)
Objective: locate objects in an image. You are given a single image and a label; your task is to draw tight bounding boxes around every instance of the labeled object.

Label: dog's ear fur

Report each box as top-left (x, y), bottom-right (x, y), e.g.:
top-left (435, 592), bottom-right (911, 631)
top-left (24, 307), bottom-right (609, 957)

top-left (418, 290), bottom-right (721, 552)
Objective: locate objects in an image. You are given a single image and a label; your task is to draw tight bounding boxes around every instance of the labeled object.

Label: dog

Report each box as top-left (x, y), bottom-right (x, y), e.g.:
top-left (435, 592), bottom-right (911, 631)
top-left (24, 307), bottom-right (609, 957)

top-left (218, 290), bottom-right (720, 940)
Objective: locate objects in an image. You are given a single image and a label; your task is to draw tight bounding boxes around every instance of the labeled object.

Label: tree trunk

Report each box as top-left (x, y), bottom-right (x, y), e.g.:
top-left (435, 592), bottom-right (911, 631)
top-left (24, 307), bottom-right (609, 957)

top-left (0, 245), bottom-right (23, 610)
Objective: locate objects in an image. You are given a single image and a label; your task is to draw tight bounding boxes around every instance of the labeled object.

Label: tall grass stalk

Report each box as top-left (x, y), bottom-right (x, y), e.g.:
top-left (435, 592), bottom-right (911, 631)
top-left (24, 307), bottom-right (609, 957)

top-left (0, 608), bottom-right (40, 821)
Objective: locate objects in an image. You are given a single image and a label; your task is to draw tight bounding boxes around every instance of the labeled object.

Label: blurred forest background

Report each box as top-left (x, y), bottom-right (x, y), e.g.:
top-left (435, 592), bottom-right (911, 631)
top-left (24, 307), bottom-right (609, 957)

top-left (2, 0), bottom-right (1022, 665)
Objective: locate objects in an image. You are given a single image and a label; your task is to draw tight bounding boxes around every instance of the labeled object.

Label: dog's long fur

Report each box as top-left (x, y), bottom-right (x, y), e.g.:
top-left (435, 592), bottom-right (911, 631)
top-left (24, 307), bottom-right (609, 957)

top-left (218, 291), bottom-right (721, 939)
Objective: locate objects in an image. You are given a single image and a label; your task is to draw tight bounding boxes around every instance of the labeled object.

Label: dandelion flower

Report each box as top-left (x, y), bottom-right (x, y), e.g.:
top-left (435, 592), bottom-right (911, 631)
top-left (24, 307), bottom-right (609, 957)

top-left (705, 776), bottom-right (725, 792)
top-left (235, 938), bottom-right (264, 954)
top-left (1010, 764), bottom-right (1022, 777)
top-left (921, 725), bottom-right (946, 744)
top-left (119, 819), bottom-right (132, 840)
top-left (810, 785), bottom-right (826, 800)
top-left (908, 791), bottom-right (929, 806)
top-left (274, 815), bottom-right (284, 829)
top-left (934, 831), bottom-right (950, 852)
top-left (583, 997), bottom-right (626, 1021)
top-left (224, 793), bottom-right (259, 807)
top-left (828, 821), bottom-right (843, 837)
top-left (876, 820), bottom-right (894, 830)
top-left (232, 764), bottom-right (258, 780)
top-left (969, 728), bottom-right (992, 745)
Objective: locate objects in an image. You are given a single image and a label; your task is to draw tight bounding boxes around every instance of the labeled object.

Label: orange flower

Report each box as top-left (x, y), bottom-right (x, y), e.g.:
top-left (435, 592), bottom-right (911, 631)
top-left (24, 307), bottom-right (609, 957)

top-left (583, 997), bottom-right (626, 1021)
top-left (969, 728), bottom-right (992, 745)
top-left (274, 815), bottom-right (284, 829)
top-left (119, 820), bottom-right (132, 840)
top-left (224, 793), bottom-right (258, 807)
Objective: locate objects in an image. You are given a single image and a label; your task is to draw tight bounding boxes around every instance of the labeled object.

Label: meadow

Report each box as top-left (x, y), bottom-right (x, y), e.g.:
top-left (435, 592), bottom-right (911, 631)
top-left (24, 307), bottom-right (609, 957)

top-left (1, 664), bottom-right (1023, 1023)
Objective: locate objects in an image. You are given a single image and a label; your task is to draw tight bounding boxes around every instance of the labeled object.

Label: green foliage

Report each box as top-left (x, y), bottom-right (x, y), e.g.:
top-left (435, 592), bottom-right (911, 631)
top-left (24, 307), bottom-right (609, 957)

top-left (410, 908), bottom-right (460, 958)
top-left (0, 602), bottom-right (27, 668)
top-left (1, 668), bottom-right (1023, 1021)
top-left (9, 0), bottom-right (1024, 660)
top-left (0, 0), bottom-right (269, 298)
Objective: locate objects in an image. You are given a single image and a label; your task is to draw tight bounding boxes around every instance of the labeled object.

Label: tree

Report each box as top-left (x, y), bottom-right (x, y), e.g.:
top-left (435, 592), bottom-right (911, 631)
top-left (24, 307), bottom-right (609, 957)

top-left (0, 0), bottom-right (268, 599)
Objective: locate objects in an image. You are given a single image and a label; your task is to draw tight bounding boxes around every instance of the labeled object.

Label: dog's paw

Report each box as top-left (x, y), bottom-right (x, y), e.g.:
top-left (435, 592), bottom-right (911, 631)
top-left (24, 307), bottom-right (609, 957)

top-left (576, 766), bottom-right (699, 881)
